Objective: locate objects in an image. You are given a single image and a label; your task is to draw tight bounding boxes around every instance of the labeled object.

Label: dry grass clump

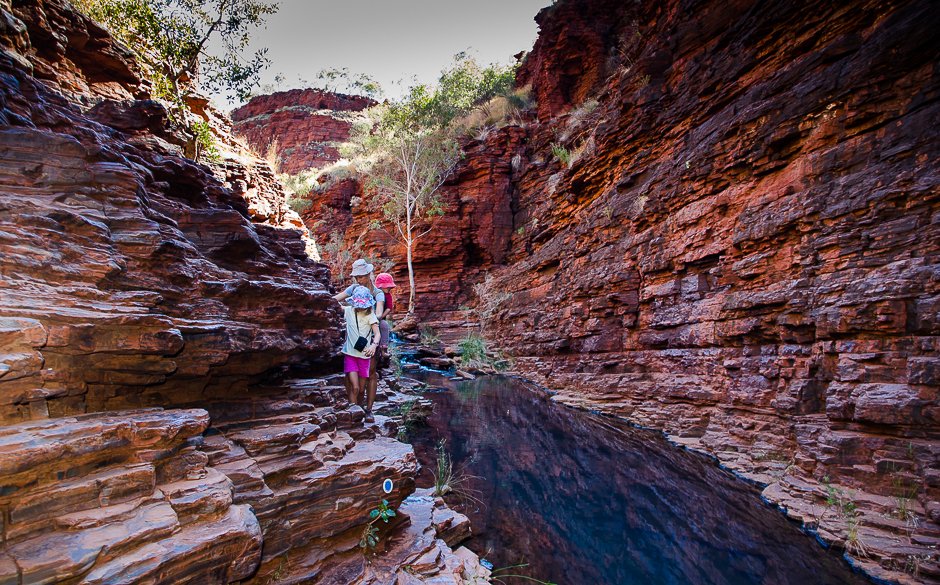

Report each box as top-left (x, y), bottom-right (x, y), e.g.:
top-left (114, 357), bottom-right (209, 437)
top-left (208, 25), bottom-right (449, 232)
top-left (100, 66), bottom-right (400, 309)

top-left (457, 85), bottom-right (534, 139)
top-left (280, 159), bottom-right (358, 199)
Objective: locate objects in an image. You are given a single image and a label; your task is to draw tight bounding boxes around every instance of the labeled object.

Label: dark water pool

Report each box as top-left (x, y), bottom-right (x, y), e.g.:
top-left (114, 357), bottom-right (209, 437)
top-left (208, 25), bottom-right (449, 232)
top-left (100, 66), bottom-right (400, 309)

top-left (406, 373), bottom-right (873, 585)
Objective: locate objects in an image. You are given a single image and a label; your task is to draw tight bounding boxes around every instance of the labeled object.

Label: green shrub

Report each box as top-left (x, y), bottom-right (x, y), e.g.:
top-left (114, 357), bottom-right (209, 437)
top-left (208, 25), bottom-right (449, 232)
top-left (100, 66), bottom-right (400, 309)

top-left (458, 332), bottom-right (512, 372)
top-left (287, 194), bottom-right (311, 214)
top-left (551, 142), bottom-right (571, 166)
top-left (192, 120), bottom-right (220, 163)
top-left (391, 398), bottom-right (431, 441)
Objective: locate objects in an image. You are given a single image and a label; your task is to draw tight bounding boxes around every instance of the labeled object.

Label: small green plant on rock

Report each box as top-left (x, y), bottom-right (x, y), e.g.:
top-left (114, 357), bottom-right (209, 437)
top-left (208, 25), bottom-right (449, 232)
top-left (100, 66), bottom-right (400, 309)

top-left (360, 498), bottom-right (396, 551)
top-left (433, 439), bottom-right (483, 506)
top-left (192, 120), bottom-right (221, 163)
top-left (551, 142), bottom-right (572, 166)
top-left (889, 467), bottom-right (920, 533)
top-left (488, 563), bottom-right (558, 585)
top-left (419, 324), bottom-right (441, 345)
top-left (822, 476), bottom-right (858, 519)
top-left (268, 552), bottom-right (290, 583)
top-left (388, 342), bottom-right (403, 378)
top-left (844, 519), bottom-right (868, 558)
top-left (391, 397), bottom-right (431, 441)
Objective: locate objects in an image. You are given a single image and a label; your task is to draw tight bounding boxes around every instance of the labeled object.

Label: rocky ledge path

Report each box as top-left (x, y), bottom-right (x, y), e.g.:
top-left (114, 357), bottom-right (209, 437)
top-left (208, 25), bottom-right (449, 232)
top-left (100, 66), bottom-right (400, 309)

top-left (0, 374), bottom-right (488, 585)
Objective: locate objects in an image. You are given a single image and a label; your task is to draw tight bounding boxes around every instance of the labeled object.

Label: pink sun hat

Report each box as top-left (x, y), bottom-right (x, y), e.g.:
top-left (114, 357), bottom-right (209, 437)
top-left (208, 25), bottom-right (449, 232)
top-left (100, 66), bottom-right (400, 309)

top-left (374, 273), bottom-right (396, 288)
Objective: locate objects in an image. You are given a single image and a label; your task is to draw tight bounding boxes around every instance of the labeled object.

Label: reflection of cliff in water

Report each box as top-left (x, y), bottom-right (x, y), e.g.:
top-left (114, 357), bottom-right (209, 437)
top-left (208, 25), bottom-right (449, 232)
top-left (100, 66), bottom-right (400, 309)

top-left (409, 374), bottom-right (872, 585)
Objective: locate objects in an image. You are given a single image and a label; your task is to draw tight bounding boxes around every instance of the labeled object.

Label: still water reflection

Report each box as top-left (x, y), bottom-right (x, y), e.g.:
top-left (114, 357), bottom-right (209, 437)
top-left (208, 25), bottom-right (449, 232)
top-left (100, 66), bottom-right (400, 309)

top-left (407, 373), bottom-right (872, 585)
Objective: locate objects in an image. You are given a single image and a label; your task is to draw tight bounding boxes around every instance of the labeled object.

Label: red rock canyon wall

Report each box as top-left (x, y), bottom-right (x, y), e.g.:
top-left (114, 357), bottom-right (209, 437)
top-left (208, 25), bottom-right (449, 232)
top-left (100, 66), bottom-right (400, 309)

top-left (270, 0), bottom-right (940, 579)
top-left (231, 88), bottom-right (375, 175)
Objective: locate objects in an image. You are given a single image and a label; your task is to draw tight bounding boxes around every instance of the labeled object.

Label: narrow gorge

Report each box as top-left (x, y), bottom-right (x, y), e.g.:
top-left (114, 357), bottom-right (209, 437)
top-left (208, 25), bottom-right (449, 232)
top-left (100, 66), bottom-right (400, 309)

top-left (1, 0), bottom-right (939, 583)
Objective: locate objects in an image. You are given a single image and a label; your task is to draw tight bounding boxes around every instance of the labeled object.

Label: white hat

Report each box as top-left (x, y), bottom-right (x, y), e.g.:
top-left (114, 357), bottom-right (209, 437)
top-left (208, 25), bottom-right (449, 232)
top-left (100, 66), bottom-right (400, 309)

top-left (350, 258), bottom-right (374, 277)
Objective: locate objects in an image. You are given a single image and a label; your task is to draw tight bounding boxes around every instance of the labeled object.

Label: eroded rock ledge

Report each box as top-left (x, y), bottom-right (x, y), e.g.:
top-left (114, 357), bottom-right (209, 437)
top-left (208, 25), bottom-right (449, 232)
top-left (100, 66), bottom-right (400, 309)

top-left (491, 0), bottom-right (940, 581)
top-left (0, 375), bottom-right (483, 584)
top-left (0, 0), bottom-right (342, 425)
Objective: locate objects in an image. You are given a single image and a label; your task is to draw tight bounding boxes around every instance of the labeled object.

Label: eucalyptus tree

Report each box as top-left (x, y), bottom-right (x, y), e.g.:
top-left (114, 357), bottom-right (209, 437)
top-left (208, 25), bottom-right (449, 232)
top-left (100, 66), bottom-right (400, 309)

top-left (344, 54), bottom-right (517, 312)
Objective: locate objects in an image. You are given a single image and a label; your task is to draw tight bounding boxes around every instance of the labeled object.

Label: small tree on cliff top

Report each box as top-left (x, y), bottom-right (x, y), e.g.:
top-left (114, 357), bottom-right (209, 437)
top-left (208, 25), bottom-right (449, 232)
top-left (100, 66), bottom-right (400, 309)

top-left (344, 54), bottom-right (516, 313)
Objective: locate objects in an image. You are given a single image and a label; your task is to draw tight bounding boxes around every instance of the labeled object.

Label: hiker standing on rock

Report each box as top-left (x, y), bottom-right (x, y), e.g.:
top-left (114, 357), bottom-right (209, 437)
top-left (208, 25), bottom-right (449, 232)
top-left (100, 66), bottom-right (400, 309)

top-left (334, 285), bottom-right (380, 421)
top-left (333, 259), bottom-right (386, 420)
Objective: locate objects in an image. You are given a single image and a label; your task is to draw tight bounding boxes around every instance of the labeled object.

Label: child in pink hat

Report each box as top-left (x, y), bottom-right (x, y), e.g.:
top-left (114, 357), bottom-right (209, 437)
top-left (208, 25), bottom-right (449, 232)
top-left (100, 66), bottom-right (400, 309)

top-left (374, 273), bottom-right (396, 350)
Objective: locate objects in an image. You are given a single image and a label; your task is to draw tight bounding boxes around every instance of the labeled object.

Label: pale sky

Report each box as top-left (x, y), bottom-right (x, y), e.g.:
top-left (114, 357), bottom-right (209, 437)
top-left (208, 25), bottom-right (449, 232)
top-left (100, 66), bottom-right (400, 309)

top-left (225, 0), bottom-right (551, 107)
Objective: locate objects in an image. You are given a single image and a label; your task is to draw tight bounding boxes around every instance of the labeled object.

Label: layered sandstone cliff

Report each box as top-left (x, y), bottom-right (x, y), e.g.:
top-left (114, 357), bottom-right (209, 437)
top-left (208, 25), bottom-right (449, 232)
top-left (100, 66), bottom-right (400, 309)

top-left (231, 88), bottom-right (375, 175)
top-left (492, 0), bottom-right (940, 580)
top-left (0, 1), bottom-right (479, 583)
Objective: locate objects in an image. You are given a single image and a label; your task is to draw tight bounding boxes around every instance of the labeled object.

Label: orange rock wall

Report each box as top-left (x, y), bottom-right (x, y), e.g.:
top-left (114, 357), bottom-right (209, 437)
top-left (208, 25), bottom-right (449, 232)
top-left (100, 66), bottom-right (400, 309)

top-left (0, 3), bottom-right (480, 585)
top-left (231, 88), bottom-right (375, 175)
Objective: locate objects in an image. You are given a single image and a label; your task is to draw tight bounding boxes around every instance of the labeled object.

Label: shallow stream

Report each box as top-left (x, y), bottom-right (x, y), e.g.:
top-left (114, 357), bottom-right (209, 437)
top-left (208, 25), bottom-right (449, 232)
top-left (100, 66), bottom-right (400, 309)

top-left (406, 372), bottom-right (873, 585)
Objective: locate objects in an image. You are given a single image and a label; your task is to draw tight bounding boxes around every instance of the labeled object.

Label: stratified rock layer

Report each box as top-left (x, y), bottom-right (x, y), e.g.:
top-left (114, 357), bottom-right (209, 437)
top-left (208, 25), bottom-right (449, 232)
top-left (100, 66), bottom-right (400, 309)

top-left (485, 0), bottom-right (940, 580)
top-left (231, 88), bottom-right (375, 175)
top-left (0, 2), bottom-right (481, 584)
top-left (0, 0), bottom-right (342, 425)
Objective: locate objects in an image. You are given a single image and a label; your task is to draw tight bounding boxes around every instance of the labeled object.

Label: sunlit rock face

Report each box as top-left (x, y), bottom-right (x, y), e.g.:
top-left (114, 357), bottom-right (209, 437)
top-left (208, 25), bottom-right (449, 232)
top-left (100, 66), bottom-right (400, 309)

top-left (496, 0), bottom-right (940, 476)
top-left (231, 88), bottom-right (376, 175)
top-left (0, 0), bottom-right (342, 425)
top-left (483, 0), bottom-right (940, 580)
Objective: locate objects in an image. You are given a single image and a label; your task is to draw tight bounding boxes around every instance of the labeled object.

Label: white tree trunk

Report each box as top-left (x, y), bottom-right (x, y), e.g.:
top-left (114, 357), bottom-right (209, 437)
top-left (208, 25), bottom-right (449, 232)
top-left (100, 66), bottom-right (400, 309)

top-left (407, 242), bottom-right (415, 313)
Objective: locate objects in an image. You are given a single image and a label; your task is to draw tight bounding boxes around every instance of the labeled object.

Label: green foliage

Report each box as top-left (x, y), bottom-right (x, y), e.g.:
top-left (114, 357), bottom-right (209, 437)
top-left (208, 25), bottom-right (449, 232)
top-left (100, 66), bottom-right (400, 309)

top-left (458, 332), bottom-right (512, 372)
top-left (390, 397), bottom-right (431, 441)
top-left (844, 520), bottom-right (868, 558)
top-left (821, 476), bottom-right (858, 518)
top-left (388, 342), bottom-right (403, 378)
top-left (75, 0), bottom-right (276, 106)
top-left (432, 440), bottom-right (482, 506)
top-left (286, 194), bottom-right (311, 214)
top-left (74, 0), bottom-right (276, 160)
top-left (344, 54), bottom-right (519, 312)
top-left (488, 564), bottom-right (558, 585)
top-left (551, 142), bottom-right (571, 166)
top-left (888, 456), bottom-right (920, 533)
top-left (191, 119), bottom-right (220, 163)
top-left (315, 67), bottom-right (383, 99)
top-left (360, 498), bottom-right (397, 550)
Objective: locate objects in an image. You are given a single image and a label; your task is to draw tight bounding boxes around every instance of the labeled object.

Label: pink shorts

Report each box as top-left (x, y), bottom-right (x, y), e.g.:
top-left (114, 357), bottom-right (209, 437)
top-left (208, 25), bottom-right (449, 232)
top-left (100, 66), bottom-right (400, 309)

top-left (344, 354), bottom-right (371, 378)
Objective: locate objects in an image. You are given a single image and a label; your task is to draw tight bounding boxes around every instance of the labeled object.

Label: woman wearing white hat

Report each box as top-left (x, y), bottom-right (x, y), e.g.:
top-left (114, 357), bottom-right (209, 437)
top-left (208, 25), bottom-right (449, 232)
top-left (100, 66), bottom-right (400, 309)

top-left (333, 258), bottom-right (385, 421)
